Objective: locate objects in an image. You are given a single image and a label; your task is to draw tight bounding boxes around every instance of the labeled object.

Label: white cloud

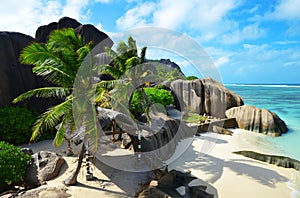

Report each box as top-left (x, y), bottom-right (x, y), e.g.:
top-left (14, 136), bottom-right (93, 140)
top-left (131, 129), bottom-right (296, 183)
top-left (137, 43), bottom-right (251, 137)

top-left (215, 56), bottom-right (229, 67)
top-left (243, 44), bottom-right (256, 49)
top-left (62, 0), bottom-right (90, 21)
top-left (284, 61), bottom-right (300, 67)
top-left (116, 0), bottom-right (241, 42)
top-left (0, 0), bottom-right (90, 36)
top-left (116, 2), bottom-right (156, 30)
top-left (221, 23), bottom-right (266, 44)
top-left (266, 0), bottom-right (300, 21)
top-left (95, 0), bottom-right (111, 3)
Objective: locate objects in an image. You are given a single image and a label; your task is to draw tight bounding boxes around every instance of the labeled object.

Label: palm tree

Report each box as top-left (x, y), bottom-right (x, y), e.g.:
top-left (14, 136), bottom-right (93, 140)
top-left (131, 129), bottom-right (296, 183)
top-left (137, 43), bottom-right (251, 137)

top-left (13, 28), bottom-right (93, 155)
top-left (62, 36), bottom-right (149, 185)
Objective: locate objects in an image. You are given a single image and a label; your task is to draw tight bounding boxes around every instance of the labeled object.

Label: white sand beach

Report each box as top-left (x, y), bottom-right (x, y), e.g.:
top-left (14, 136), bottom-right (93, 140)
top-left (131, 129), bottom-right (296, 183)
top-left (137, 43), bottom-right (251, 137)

top-left (169, 130), bottom-right (300, 198)
top-left (12, 129), bottom-right (300, 198)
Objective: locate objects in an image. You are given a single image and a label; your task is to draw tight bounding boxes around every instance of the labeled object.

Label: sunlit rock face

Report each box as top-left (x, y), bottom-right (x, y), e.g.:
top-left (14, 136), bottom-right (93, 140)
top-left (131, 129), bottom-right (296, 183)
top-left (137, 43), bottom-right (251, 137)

top-left (171, 78), bottom-right (244, 118)
top-left (226, 106), bottom-right (288, 136)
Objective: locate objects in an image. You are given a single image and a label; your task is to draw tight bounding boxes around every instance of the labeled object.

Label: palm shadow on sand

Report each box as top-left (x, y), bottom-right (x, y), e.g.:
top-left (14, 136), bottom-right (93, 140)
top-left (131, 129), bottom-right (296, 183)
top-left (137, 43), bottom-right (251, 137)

top-left (169, 140), bottom-right (287, 187)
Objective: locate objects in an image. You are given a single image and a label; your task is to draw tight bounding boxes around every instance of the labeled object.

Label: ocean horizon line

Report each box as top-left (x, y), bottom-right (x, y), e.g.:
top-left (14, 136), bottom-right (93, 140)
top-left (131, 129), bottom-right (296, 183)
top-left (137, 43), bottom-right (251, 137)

top-left (224, 83), bottom-right (300, 88)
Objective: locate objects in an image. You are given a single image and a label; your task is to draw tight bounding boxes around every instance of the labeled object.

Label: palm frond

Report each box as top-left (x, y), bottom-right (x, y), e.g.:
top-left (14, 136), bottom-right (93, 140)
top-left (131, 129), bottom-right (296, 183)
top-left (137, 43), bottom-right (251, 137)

top-left (30, 98), bottom-right (72, 142)
top-left (84, 105), bottom-right (101, 154)
top-left (13, 87), bottom-right (71, 103)
top-left (53, 111), bottom-right (74, 147)
top-left (48, 28), bottom-right (84, 52)
top-left (20, 42), bottom-right (65, 67)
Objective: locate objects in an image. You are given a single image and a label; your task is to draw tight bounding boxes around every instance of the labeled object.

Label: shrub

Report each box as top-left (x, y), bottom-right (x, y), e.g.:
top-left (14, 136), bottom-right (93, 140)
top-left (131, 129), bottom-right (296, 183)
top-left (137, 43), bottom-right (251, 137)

top-left (183, 112), bottom-right (207, 123)
top-left (130, 87), bottom-right (174, 117)
top-left (186, 76), bottom-right (198, 80)
top-left (0, 106), bottom-right (38, 145)
top-left (0, 141), bottom-right (32, 188)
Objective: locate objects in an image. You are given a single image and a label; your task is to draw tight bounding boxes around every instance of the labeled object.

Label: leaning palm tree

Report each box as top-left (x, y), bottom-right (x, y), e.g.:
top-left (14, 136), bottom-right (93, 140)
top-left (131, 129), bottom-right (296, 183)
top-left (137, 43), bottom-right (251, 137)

top-left (62, 36), bottom-right (150, 185)
top-left (13, 28), bottom-right (93, 155)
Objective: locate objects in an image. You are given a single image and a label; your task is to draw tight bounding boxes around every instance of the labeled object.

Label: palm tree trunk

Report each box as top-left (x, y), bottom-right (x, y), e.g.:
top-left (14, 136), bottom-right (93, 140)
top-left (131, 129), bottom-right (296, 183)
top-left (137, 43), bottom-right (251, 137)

top-left (63, 143), bottom-right (85, 186)
top-left (66, 138), bottom-right (74, 156)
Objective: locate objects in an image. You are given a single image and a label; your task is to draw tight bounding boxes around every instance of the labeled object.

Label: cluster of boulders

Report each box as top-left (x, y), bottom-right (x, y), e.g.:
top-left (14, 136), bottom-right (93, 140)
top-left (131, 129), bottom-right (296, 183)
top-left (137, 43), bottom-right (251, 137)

top-left (171, 78), bottom-right (288, 136)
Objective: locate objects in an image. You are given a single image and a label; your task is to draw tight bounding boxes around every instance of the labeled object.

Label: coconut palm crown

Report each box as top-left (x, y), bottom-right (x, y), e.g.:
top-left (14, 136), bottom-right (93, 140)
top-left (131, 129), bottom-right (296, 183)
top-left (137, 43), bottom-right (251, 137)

top-left (13, 28), bottom-right (93, 148)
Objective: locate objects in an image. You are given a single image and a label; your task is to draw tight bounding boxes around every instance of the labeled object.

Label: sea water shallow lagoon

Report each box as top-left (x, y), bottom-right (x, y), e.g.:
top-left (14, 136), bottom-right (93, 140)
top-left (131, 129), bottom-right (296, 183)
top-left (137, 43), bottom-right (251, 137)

top-left (226, 84), bottom-right (300, 161)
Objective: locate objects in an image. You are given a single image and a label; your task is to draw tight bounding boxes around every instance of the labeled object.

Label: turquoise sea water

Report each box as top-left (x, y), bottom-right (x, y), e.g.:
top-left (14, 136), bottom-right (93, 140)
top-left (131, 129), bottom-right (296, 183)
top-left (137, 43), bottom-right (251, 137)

top-left (225, 84), bottom-right (300, 161)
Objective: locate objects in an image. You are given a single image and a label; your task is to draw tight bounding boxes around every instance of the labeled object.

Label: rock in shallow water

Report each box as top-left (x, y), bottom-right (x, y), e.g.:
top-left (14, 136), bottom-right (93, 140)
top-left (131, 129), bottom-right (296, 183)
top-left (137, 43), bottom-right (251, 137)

top-left (225, 105), bottom-right (288, 136)
top-left (233, 151), bottom-right (300, 171)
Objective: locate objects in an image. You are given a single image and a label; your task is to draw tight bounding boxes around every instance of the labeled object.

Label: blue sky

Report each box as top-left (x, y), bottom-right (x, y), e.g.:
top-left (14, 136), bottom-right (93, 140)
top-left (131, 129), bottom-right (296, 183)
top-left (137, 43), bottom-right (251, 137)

top-left (1, 0), bottom-right (300, 84)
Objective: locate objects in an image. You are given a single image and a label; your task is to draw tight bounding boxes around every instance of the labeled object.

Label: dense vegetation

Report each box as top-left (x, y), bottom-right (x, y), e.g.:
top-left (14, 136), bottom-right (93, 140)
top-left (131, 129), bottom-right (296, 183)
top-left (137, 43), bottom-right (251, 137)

top-left (130, 87), bottom-right (174, 118)
top-left (0, 141), bottom-right (32, 188)
top-left (0, 106), bottom-right (38, 145)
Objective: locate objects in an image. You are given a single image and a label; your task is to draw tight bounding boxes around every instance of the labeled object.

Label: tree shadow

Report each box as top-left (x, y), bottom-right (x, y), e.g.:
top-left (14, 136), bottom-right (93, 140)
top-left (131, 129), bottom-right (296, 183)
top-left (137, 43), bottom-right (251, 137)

top-left (225, 159), bottom-right (287, 187)
top-left (92, 158), bottom-right (155, 197)
top-left (72, 182), bottom-right (129, 197)
top-left (169, 143), bottom-right (288, 187)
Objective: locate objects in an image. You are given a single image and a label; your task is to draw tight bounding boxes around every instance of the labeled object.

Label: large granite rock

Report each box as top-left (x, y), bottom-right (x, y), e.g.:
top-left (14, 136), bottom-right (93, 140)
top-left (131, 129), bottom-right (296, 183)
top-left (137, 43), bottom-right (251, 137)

top-left (0, 17), bottom-right (113, 111)
top-left (0, 31), bottom-right (57, 111)
top-left (234, 151), bottom-right (300, 171)
top-left (94, 108), bottom-right (195, 169)
top-left (171, 78), bottom-right (244, 118)
top-left (35, 17), bottom-right (113, 52)
top-left (75, 24), bottom-right (113, 53)
top-left (225, 106), bottom-right (288, 136)
top-left (36, 17), bottom-right (81, 42)
top-left (24, 151), bottom-right (66, 187)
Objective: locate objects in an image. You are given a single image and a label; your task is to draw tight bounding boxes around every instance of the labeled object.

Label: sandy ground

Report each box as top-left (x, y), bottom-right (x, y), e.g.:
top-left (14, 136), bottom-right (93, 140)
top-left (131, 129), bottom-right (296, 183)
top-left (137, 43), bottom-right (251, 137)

top-left (7, 129), bottom-right (300, 198)
top-left (168, 130), bottom-right (300, 198)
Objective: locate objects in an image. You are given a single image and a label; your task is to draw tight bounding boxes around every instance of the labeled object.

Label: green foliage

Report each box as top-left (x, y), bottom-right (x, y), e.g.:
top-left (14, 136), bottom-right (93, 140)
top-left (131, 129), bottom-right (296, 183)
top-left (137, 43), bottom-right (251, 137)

top-left (14, 28), bottom-right (93, 145)
top-left (183, 112), bottom-right (207, 124)
top-left (130, 88), bottom-right (174, 117)
top-left (186, 76), bottom-right (198, 80)
top-left (0, 106), bottom-right (38, 145)
top-left (0, 141), bottom-right (32, 187)
top-left (155, 64), bottom-right (186, 82)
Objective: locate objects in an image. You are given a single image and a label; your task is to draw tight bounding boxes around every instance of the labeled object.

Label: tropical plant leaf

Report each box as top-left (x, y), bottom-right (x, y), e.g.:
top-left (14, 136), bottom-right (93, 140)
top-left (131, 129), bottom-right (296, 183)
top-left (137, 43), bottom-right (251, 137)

top-left (13, 87), bottom-right (71, 103)
top-left (30, 98), bottom-right (72, 142)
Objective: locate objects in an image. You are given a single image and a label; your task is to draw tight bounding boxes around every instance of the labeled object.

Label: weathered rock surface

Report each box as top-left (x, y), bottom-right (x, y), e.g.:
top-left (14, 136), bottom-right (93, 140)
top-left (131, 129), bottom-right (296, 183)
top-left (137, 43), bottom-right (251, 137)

top-left (225, 106), bottom-right (288, 136)
top-left (138, 170), bottom-right (217, 198)
top-left (0, 31), bottom-right (56, 111)
top-left (35, 17), bottom-right (113, 52)
top-left (0, 17), bottom-right (113, 111)
top-left (234, 151), bottom-right (300, 171)
top-left (75, 24), bottom-right (113, 53)
top-left (171, 78), bottom-right (244, 118)
top-left (95, 108), bottom-right (195, 169)
top-left (18, 186), bottom-right (70, 198)
top-left (24, 151), bottom-right (66, 187)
